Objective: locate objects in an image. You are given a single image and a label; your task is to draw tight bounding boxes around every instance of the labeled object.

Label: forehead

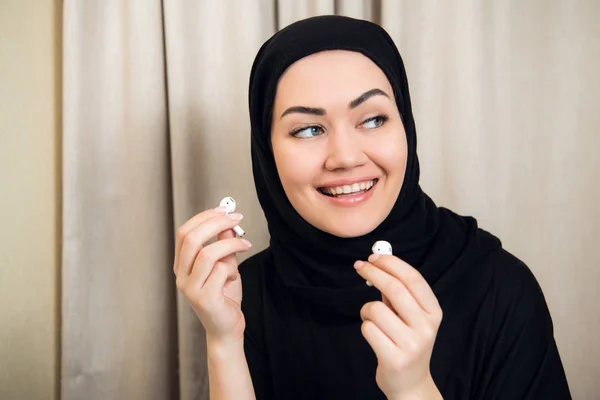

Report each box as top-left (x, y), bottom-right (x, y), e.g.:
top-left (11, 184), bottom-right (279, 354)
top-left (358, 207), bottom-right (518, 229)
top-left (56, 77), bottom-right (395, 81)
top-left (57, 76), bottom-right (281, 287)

top-left (274, 50), bottom-right (393, 107)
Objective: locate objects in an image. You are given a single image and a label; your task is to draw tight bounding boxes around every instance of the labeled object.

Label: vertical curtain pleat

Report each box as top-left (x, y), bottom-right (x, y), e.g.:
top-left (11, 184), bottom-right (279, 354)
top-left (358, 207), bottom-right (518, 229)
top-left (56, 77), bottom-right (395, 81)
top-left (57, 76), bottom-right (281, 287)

top-left (336, 0), bottom-right (379, 21)
top-left (62, 1), bottom-right (178, 399)
top-left (277, 0), bottom-right (335, 29)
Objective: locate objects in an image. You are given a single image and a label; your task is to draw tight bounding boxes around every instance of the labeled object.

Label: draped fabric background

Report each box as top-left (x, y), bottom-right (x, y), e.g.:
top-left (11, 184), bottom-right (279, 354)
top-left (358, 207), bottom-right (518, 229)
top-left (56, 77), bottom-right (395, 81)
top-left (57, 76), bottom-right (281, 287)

top-left (61, 1), bottom-right (599, 399)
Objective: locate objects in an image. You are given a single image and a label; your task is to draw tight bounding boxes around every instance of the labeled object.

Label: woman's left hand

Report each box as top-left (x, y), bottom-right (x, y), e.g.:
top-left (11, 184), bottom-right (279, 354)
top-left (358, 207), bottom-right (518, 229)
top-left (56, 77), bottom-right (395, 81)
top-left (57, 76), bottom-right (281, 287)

top-left (354, 253), bottom-right (443, 400)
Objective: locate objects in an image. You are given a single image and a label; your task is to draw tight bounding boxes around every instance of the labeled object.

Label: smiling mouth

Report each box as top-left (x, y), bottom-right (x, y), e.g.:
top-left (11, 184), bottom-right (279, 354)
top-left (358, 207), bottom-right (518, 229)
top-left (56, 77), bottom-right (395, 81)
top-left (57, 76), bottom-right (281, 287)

top-left (317, 178), bottom-right (379, 197)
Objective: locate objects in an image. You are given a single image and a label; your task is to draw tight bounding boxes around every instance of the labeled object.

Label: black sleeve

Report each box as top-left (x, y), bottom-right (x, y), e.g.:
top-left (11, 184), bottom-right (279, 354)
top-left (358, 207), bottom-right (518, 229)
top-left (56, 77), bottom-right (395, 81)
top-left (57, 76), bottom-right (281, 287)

top-left (475, 261), bottom-right (572, 399)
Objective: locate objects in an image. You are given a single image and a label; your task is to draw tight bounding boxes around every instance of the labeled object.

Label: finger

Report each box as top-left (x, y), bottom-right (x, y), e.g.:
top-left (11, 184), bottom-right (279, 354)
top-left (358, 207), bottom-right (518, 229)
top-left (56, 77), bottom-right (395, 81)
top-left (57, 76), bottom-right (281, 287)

top-left (361, 319), bottom-right (401, 361)
top-left (177, 214), bottom-right (244, 278)
top-left (360, 301), bottom-right (412, 348)
top-left (218, 227), bottom-right (235, 241)
top-left (174, 206), bottom-right (227, 273)
top-left (218, 227), bottom-right (237, 266)
top-left (357, 261), bottom-right (427, 328)
top-left (202, 261), bottom-right (237, 300)
top-left (188, 237), bottom-right (251, 290)
top-left (368, 254), bottom-right (441, 316)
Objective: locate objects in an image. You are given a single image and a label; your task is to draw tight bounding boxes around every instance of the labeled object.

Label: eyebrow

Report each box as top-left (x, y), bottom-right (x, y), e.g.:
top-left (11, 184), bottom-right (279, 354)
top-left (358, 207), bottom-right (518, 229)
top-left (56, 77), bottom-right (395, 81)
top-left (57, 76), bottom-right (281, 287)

top-left (279, 88), bottom-right (390, 120)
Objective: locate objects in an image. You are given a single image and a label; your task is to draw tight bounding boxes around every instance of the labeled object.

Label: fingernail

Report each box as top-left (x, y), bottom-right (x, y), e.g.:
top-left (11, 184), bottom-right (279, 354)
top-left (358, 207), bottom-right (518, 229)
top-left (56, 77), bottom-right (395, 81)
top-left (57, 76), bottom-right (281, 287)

top-left (241, 239), bottom-right (252, 248)
top-left (368, 253), bottom-right (379, 263)
top-left (366, 280), bottom-right (373, 287)
top-left (354, 260), bottom-right (364, 270)
top-left (228, 213), bottom-right (243, 220)
top-left (214, 206), bottom-right (227, 213)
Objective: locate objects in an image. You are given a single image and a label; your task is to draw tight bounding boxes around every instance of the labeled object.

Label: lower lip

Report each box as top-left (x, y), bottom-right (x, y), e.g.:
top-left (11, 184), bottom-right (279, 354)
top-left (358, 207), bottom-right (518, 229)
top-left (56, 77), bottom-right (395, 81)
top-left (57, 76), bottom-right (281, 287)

top-left (318, 181), bottom-right (378, 207)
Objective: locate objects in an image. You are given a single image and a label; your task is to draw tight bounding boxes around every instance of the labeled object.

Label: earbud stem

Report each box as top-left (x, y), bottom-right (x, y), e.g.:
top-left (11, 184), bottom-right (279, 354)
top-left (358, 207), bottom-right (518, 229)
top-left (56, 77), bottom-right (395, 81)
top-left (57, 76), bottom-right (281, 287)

top-left (233, 225), bottom-right (245, 237)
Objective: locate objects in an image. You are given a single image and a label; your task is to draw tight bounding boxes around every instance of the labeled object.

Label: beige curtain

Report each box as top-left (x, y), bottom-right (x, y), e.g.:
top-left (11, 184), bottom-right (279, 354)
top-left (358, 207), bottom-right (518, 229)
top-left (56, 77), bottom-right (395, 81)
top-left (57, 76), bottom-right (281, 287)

top-left (62, 1), bottom-right (600, 399)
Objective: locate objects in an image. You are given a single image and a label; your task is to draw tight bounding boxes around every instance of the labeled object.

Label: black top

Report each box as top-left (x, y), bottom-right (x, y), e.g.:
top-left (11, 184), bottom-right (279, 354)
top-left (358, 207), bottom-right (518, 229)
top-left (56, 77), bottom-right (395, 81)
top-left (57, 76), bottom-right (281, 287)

top-left (243, 15), bottom-right (571, 399)
top-left (240, 240), bottom-right (571, 399)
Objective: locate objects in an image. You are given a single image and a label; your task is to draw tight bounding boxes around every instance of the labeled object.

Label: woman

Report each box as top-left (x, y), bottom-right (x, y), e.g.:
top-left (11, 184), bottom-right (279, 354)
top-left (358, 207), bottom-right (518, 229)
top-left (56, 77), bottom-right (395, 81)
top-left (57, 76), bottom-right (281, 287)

top-left (173, 16), bottom-right (571, 400)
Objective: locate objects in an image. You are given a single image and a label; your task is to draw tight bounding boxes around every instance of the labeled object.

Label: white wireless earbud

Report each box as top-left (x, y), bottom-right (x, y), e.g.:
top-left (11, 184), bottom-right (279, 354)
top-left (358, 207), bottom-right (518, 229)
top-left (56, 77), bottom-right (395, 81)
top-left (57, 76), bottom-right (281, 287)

top-left (372, 240), bottom-right (393, 256)
top-left (219, 196), bottom-right (245, 237)
top-left (367, 240), bottom-right (393, 286)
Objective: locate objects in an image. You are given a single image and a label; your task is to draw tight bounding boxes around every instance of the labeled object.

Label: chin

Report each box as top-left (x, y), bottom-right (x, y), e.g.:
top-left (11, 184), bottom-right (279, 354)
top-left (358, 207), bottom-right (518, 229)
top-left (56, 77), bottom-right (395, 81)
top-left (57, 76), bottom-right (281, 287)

top-left (317, 218), bottom-right (380, 238)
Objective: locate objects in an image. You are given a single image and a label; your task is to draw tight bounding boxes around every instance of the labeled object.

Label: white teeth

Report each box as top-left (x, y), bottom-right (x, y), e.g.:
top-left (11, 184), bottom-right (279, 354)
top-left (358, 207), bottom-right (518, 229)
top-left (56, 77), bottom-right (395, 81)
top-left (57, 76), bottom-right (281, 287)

top-left (322, 179), bottom-right (376, 196)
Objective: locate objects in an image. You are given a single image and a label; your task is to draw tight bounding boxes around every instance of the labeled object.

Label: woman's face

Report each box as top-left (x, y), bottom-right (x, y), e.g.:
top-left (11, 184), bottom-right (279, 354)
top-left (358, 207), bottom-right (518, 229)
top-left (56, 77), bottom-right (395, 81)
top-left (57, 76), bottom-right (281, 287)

top-left (271, 50), bottom-right (407, 238)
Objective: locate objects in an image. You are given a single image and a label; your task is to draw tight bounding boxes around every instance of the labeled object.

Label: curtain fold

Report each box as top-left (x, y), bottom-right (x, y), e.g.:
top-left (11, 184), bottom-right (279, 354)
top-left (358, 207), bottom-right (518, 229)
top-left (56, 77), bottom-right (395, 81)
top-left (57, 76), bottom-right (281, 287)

top-left (62, 1), bottom-right (178, 399)
top-left (62, 1), bottom-right (600, 399)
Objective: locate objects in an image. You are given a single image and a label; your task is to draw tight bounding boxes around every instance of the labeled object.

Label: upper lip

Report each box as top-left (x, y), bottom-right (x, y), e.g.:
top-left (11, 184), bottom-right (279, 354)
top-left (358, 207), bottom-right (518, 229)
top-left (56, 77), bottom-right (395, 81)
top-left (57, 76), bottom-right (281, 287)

top-left (317, 177), bottom-right (379, 188)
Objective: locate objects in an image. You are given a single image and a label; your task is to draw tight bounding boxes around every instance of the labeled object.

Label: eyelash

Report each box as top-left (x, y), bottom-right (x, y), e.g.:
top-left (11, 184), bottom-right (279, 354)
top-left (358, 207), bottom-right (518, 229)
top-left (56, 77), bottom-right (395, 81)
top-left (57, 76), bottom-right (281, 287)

top-left (289, 114), bottom-right (390, 138)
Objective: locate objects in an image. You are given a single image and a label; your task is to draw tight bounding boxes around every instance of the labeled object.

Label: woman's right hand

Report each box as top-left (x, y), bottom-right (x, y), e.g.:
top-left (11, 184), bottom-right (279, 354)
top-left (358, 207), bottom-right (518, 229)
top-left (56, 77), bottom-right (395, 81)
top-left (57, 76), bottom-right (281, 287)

top-left (173, 206), bottom-right (252, 346)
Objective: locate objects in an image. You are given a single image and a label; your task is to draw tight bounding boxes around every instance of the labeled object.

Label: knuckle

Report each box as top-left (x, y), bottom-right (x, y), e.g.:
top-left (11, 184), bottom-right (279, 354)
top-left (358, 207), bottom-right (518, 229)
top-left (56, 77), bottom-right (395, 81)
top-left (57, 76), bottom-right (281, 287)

top-left (176, 226), bottom-right (188, 243)
top-left (196, 248), bottom-right (212, 265)
top-left (213, 262), bottom-right (227, 276)
top-left (361, 320), bottom-right (372, 335)
top-left (435, 307), bottom-right (443, 322)
top-left (175, 276), bottom-right (186, 290)
top-left (386, 282), bottom-right (406, 298)
top-left (184, 230), bottom-right (204, 248)
top-left (375, 369), bottom-right (385, 386)
top-left (429, 305), bottom-right (443, 323)
top-left (213, 262), bottom-right (231, 282)
top-left (422, 327), bottom-right (437, 341)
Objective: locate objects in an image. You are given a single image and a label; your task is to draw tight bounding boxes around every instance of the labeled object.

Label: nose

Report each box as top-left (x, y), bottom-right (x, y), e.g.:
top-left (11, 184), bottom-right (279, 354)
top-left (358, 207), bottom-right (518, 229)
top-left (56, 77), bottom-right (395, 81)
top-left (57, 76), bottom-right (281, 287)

top-left (324, 129), bottom-right (367, 171)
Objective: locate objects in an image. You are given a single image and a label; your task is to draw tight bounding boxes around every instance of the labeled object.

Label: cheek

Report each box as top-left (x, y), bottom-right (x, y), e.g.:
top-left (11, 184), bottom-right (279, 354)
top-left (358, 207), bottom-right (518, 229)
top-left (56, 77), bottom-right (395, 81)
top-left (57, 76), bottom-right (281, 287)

top-left (273, 141), bottom-right (322, 193)
top-left (371, 131), bottom-right (408, 175)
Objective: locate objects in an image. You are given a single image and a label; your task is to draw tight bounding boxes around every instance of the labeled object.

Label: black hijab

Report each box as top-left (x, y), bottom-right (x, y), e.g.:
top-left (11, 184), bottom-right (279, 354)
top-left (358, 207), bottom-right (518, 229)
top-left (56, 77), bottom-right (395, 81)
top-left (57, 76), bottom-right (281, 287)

top-left (248, 15), bottom-right (500, 316)
top-left (242, 15), bottom-right (570, 399)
